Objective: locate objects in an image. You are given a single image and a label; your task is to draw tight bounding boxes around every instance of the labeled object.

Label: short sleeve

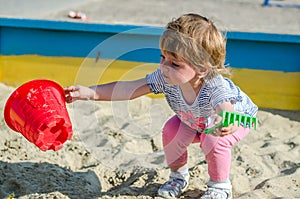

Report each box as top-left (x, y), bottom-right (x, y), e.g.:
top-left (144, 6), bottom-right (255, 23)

top-left (146, 68), bottom-right (165, 94)
top-left (210, 86), bottom-right (232, 108)
top-left (209, 77), bottom-right (242, 109)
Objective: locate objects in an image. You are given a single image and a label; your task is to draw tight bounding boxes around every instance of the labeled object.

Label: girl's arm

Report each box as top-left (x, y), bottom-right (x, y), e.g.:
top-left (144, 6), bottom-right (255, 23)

top-left (215, 101), bottom-right (235, 113)
top-left (65, 78), bottom-right (151, 103)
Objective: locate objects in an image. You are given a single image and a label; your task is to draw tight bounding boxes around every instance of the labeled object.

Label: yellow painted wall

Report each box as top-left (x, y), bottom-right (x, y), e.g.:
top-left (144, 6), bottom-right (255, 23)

top-left (0, 55), bottom-right (158, 85)
top-left (230, 69), bottom-right (300, 110)
top-left (1, 55), bottom-right (299, 110)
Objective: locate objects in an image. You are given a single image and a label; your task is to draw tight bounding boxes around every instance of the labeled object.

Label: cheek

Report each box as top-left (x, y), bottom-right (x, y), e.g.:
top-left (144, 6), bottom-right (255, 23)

top-left (187, 69), bottom-right (197, 78)
top-left (169, 71), bottom-right (193, 85)
top-left (179, 68), bottom-right (197, 81)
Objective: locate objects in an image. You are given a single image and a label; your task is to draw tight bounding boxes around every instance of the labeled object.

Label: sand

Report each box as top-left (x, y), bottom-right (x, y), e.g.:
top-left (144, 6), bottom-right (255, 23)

top-left (0, 82), bottom-right (299, 199)
top-left (1, 0), bottom-right (300, 34)
top-left (1, 1), bottom-right (300, 198)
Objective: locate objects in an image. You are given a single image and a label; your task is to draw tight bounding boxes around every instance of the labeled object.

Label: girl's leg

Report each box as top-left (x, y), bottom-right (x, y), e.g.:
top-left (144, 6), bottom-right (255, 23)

top-left (200, 126), bottom-right (250, 182)
top-left (158, 115), bottom-right (200, 198)
top-left (162, 115), bottom-right (200, 169)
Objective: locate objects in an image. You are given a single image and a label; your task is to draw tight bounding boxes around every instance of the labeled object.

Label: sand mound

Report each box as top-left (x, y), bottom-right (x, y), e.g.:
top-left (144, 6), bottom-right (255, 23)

top-left (0, 83), bottom-right (299, 198)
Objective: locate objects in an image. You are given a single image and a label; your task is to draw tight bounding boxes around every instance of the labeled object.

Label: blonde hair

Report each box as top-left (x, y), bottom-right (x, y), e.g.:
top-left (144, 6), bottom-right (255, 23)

top-left (160, 13), bottom-right (229, 78)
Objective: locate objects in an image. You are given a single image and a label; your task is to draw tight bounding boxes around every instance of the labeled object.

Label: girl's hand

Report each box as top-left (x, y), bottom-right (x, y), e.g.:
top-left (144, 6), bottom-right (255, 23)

top-left (212, 115), bottom-right (239, 137)
top-left (219, 121), bottom-right (239, 136)
top-left (213, 102), bottom-right (238, 136)
top-left (64, 85), bottom-right (96, 103)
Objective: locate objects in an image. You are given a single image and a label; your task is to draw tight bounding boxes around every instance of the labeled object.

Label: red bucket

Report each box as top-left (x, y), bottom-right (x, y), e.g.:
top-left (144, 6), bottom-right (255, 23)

top-left (4, 79), bottom-right (73, 151)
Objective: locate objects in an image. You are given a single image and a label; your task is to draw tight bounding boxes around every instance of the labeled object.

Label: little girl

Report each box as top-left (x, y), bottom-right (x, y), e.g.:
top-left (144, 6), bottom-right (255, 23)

top-left (65, 13), bottom-right (258, 199)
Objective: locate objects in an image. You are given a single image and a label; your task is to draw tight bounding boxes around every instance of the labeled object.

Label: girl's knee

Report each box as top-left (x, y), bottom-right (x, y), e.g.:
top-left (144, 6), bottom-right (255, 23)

top-left (200, 127), bottom-right (250, 155)
top-left (162, 116), bottom-right (181, 145)
top-left (200, 135), bottom-right (231, 155)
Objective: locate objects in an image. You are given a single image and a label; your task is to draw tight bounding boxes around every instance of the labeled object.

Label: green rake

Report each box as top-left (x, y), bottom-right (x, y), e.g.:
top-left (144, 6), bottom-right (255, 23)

top-left (204, 111), bottom-right (258, 134)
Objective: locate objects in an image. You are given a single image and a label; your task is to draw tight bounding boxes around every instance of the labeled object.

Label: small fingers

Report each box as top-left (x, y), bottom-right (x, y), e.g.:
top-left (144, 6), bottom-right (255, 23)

top-left (212, 127), bottom-right (222, 137)
top-left (64, 85), bottom-right (78, 103)
top-left (220, 122), bottom-right (239, 136)
top-left (65, 95), bottom-right (73, 103)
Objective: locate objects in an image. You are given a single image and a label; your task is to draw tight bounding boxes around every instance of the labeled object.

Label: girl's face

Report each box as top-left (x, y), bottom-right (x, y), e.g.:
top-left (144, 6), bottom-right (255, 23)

top-left (159, 53), bottom-right (198, 86)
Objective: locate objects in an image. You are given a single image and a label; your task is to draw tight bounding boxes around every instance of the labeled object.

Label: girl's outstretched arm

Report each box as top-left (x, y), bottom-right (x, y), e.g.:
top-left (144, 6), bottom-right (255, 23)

top-left (64, 78), bottom-right (151, 103)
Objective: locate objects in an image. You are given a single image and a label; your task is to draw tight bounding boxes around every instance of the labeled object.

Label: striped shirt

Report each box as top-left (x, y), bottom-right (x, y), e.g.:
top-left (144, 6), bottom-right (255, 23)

top-left (146, 68), bottom-right (258, 132)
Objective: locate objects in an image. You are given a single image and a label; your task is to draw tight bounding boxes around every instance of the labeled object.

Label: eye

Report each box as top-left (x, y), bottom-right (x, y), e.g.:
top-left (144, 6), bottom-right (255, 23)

top-left (171, 62), bottom-right (180, 67)
top-left (160, 54), bottom-right (180, 67)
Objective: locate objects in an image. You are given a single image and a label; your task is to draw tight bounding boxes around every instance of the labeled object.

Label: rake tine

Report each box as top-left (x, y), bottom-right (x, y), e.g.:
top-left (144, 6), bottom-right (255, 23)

top-left (253, 118), bottom-right (258, 130)
top-left (225, 111), bottom-right (231, 126)
top-left (237, 114), bottom-right (242, 126)
top-left (232, 113), bottom-right (236, 125)
top-left (243, 115), bottom-right (247, 126)
top-left (249, 117), bottom-right (253, 128)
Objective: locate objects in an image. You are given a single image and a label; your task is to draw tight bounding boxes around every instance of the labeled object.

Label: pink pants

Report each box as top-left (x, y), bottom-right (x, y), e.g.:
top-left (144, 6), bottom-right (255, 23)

top-left (162, 115), bottom-right (249, 182)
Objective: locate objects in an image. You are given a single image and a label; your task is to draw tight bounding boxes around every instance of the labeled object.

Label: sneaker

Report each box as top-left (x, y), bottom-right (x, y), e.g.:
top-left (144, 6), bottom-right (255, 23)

top-left (200, 180), bottom-right (232, 199)
top-left (158, 171), bottom-right (189, 198)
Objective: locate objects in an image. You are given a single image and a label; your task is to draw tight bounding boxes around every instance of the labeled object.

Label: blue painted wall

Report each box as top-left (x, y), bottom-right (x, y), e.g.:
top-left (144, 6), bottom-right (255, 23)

top-left (226, 38), bottom-right (300, 71)
top-left (0, 18), bottom-right (299, 72)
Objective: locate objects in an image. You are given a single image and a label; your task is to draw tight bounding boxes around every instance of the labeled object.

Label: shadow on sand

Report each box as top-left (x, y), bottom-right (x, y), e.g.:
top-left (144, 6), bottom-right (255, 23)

top-left (0, 161), bottom-right (101, 199)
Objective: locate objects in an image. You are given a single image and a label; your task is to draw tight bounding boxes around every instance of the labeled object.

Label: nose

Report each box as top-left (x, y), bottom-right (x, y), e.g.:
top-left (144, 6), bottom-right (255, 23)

top-left (160, 63), bottom-right (168, 74)
top-left (160, 60), bottom-right (170, 72)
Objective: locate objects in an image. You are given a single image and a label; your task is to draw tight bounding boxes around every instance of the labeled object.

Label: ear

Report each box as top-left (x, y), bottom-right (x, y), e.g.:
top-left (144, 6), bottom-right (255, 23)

top-left (196, 67), bottom-right (210, 78)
